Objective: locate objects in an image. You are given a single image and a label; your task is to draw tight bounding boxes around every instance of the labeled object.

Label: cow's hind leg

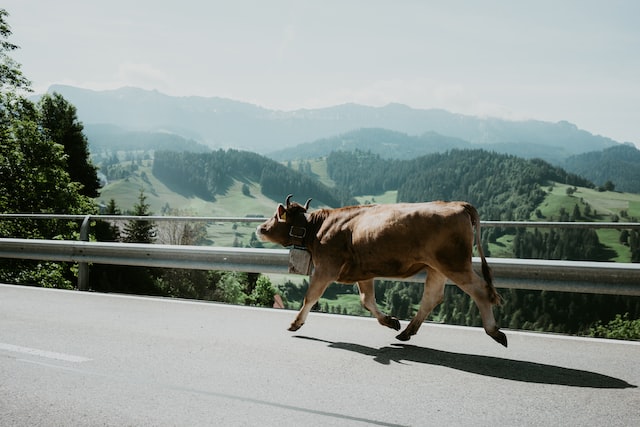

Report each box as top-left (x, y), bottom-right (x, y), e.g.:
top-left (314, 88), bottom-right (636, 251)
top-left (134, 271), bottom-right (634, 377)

top-left (449, 269), bottom-right (507, 347)
top-left (396, 267), bottom-right (446, 341)
top-left (357, 279), bottom-right (400, 331)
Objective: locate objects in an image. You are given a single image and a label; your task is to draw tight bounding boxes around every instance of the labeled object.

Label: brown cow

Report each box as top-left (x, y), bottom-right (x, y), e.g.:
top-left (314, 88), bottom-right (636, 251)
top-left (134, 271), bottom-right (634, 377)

top-left (257, 195), bottom-right (507, 347)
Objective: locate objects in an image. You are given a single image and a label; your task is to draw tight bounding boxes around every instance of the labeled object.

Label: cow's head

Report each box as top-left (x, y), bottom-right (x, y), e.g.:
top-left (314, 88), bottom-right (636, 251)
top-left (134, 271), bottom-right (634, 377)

top-left (256, 194), bottom-right (312, 247)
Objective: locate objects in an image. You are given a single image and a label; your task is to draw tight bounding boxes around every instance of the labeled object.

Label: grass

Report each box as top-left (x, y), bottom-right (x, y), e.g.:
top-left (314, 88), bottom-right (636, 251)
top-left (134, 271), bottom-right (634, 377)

top-left (287, 158), bottom-right (337, 188)
top-left (535, 183), bottom-right (640, 221)
top-left (518, 182), bottom-right (640, 261)
top-left (596, 229), bottom-right (630, 263)
top-left (308, 158), bottom-right (336, 188)
top-left (355, 191), bottom-right (398, 205)
top-left (97, 163), bottom-right (281, 247)
top-left (319, 293), bottom-right (369, 317)
top-left (98, 164), bottom-right (277, 217)
top-left (488, 234), bottom-right (515, 258)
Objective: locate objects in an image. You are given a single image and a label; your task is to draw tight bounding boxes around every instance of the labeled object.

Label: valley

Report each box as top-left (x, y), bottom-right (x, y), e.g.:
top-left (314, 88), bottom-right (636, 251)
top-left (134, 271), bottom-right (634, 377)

top-left (96, 155), bottom-right (640, 261)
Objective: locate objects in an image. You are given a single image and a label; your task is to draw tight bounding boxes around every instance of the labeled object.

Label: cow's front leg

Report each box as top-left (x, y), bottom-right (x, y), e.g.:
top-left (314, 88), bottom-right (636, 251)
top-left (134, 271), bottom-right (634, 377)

top-left (289, 270), bottom-right (333, 331)
top-left (357, 279), bottom-right (400, 330)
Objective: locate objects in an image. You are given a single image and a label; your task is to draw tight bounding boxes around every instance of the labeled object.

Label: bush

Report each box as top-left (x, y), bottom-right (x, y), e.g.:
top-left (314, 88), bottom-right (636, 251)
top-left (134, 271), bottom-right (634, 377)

top-left (248, 276), bottom-right (276, 307)
top-left (589, 313), bottom-right (640, 340)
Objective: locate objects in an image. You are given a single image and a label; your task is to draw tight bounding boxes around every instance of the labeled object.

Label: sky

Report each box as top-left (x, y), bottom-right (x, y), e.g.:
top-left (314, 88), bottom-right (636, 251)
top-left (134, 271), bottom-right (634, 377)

top-left (3, 0), bottom-right (640, 146)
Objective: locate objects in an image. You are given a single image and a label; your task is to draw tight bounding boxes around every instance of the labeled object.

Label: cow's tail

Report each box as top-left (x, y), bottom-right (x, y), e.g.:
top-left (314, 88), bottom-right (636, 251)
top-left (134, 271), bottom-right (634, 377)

top-left (464, 203), bottom-right (502, 306)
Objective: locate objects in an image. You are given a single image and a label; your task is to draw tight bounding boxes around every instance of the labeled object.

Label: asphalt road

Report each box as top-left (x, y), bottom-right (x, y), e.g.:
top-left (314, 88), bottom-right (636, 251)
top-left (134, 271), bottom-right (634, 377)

top-left (1, 283), bottom-right (638, 426)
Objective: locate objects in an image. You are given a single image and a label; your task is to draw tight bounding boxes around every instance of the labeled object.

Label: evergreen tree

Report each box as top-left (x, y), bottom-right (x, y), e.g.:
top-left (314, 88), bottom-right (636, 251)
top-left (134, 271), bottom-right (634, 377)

top-left (122, 189), bottom-right (156, 243)
top-left (38, 93), bottom-right (100, 197)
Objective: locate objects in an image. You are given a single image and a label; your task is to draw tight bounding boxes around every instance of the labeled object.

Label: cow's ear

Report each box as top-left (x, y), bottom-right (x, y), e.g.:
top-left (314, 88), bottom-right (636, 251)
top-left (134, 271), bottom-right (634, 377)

top-left (277, 204), bottom-right (287, 222)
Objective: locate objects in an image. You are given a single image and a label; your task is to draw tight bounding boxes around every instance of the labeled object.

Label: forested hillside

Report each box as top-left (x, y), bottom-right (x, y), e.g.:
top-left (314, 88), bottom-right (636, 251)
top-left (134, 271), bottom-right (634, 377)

top-left (325, 148), bottom-right (640, 264)
top-left (327, 149), bottom-right (592, 220)
top-left (152, 150), bottom-right (355, 207)
top-left (269, 127), bottom-right (640, 191)
top-left (86, 124), bottom-right (211, 154)
top-left (563, 144), bottom-right (640, 193)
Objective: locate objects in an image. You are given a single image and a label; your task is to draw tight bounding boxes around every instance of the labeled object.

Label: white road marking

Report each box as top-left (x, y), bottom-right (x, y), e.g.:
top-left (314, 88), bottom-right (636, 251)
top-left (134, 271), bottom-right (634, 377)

top-left (0, 343), bottom-right (91, 363)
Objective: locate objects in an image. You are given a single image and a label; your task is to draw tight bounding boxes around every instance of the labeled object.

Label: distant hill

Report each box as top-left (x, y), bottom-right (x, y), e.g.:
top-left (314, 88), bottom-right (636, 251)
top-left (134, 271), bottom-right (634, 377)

top-left (146, 147), bottom-right (596, 223)
top-left (268, 127), bottom-right (586, 163)
top-left (268, 128), bottom-right (471, 160)
top-left (325, 149), bottom-right (594, 221)
top-left (152, 150), bottom-right (355, 208)
top-left (39, 85), bottom-right (620, 158)
top-left (85, 124), bottom-right (211, 154)
top-left (562, 144), bottom-right (640, 193)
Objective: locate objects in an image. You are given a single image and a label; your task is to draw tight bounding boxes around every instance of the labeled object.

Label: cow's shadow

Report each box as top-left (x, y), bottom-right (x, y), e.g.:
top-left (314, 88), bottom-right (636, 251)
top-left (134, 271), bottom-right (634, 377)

top-left (294, 336), bottom-right (636, 389)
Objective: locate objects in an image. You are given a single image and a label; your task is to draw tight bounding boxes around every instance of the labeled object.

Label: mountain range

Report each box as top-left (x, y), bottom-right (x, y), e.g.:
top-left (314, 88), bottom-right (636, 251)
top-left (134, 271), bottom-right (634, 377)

top-left (41, 85), bottom-right (623, 161)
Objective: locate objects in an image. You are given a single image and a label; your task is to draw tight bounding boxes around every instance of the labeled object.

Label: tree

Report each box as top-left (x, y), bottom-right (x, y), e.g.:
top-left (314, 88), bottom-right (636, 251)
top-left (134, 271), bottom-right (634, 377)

top-left (0, 11), bottom-right (94, 288)
top-left (94, 199), bottom-right (121, 243)
top-left (249, 275), bottom-right (276, 307)
top-left (0, 9), bottom-right (30, 91)
top-left (122, 189), bottom-right (156, 243)
top-left (38, 93), bottom-right (100, 197)
top-left (0, 96), bottom-right (96, 239)
top-left (155, 208), bottom-right (207, 245)
top-left (599, 180), bottom-right (615, 192)
top-left (105, 198), bottom-right (121, 215)
top-left (571, 204), bottom-right (582, 221)
top-left (213, 272), bottom-right (248, 305)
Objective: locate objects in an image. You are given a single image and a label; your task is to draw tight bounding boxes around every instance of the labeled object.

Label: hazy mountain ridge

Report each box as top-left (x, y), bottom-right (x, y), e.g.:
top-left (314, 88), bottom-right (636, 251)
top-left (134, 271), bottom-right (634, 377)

top-left (271, 129), bottom-right (640, 192)
top-left (42, 85), bottom-right (620, 157)
top-left (269, 128), bottom-right (471, 161)
top-left (85, 124), bottom-right (211, 154)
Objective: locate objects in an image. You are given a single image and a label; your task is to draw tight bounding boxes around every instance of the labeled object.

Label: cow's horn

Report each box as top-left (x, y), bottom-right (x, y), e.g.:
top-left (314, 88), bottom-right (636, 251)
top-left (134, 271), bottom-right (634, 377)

top-left (303, 198), bottom-right (312, 211)
top-left (285, 194), bottom-right (293, 207)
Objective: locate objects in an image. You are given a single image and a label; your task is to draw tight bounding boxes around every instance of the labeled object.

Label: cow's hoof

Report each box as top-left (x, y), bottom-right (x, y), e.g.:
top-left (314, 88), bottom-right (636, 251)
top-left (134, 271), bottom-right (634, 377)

top-left (384, 316), bottom-right (401, 331)
top-left (395, 332), bottom-right (411, 342)
top-left (288, 322), bottom-right (303, 332)
top-left (491, 330), bottom-right (508, 347)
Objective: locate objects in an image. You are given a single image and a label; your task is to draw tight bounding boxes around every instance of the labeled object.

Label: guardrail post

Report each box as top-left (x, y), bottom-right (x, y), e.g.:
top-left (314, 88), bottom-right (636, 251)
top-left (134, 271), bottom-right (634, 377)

top-left (77, 215), bottom-right (91, 291)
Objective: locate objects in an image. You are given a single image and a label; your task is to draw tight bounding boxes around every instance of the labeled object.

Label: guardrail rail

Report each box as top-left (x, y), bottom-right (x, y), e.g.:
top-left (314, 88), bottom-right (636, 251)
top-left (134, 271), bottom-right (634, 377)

top-left (1, 214), bottom-right (639, 295)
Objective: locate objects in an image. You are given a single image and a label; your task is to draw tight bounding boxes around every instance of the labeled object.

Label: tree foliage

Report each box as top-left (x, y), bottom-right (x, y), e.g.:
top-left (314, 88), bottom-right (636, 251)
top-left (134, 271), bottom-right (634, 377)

top-left (589, 313), bottom-right (640, 340)
top-left (0, 11), bottom-right (95, 287)
top-left (327, 148), bottom-right (593, 221)
top-left (153, 149), bottom-right (355, 207)
top-left (0, 101), bottom-right (91, 218)
top-left (563, 144), bottom-right (640, 193)
top-left (38, 93), bottom-right (100, 197)
top-left (122, 189), bottom-right (156, 243)
top-left (513, 227), bottom-right (615, 261)
top-left (0, 9), bottom-right (30, 91)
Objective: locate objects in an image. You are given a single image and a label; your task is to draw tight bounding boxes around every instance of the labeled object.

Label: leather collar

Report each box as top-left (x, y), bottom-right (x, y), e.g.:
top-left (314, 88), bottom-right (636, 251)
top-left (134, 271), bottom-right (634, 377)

top-left (288, 214), bottom-right (310, 248)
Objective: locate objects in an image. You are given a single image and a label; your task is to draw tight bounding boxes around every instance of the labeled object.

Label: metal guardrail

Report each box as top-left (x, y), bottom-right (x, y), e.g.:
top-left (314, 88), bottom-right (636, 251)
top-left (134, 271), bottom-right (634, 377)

top-left (2, 213), bottom-right (640, 228)
top-left (2, 214), bottom-right (639, 294)
top-left (1, 237), bottom-right (639, 296)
